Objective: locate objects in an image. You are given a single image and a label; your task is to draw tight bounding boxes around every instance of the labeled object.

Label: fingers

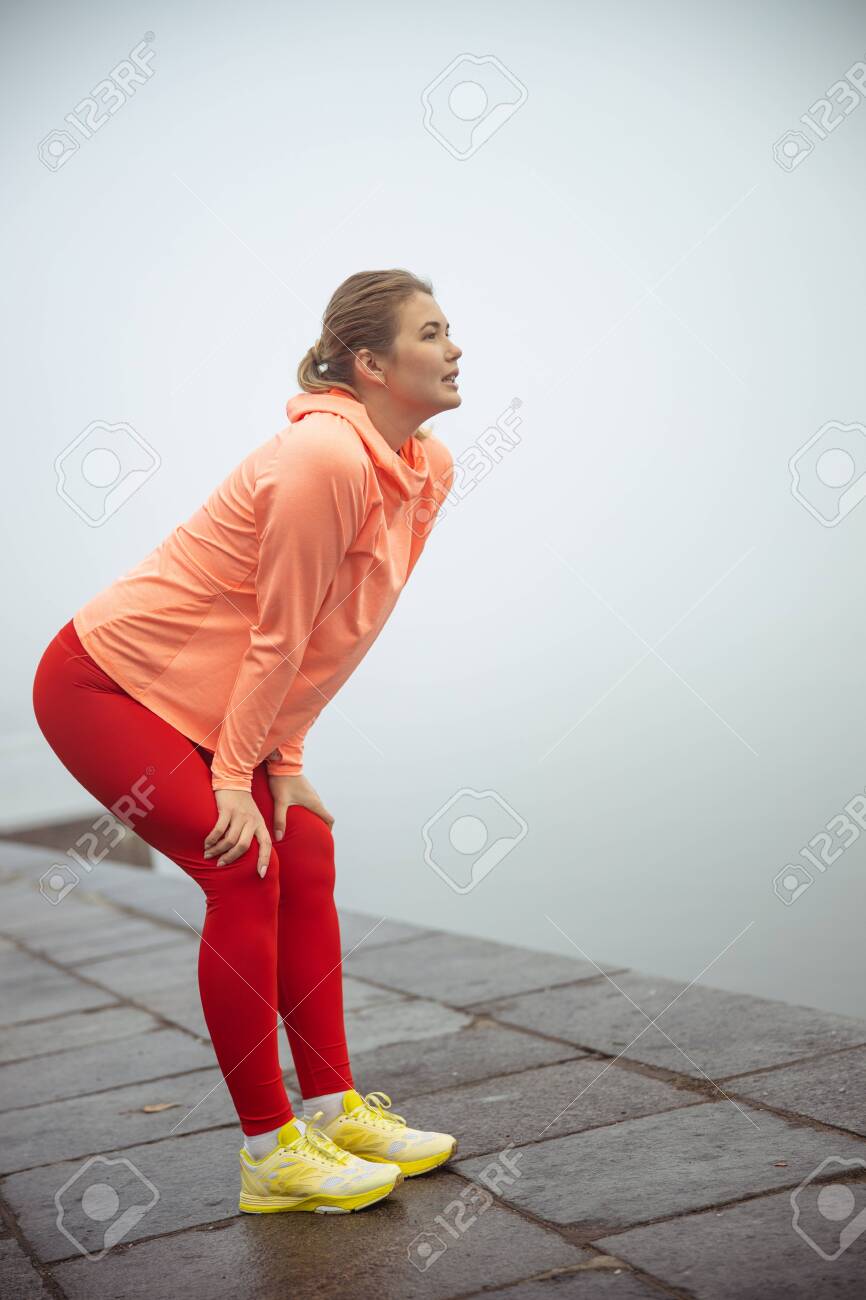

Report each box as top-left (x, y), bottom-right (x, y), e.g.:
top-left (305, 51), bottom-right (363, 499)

top-left (203, 812), bottom-right (271, 873)
top-left (273, 801), bottom-right (287, 844)
top-left (203, 812), bottom-right (230, 854)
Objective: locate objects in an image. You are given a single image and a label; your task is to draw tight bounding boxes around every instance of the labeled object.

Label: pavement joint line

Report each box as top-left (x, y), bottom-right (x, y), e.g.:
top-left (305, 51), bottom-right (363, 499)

top-left (396, 1043), bottom-right (708, 1107)
top-left (454, 1252), bottom-right (691, 1300)
top-left (395, 1048), bottom-right (594, 1102)
top-left (48, 935), bottom-right (189, 969)
top-left (0, 1192), bottom-right (67, 1300)
top-left (0, 1057), bottom-right (234, 1114)
top-left (0, 932), bottom-right (214, 1044)
top-left (0, 1118), bottom-right (242, 1180)
top-left (337, 968), bottom-right (626, 1011)
top-left (714, 1038), bottom-right (866, 1082)
top-left (435, 1151), bottom-right (866, 1276)
top-left (0, 1020), bottom-right (189, 1070)
top-left (460, 1008), bottom-right (866, 1107)
top-left (576, 1166), bottom-right (866, 1248)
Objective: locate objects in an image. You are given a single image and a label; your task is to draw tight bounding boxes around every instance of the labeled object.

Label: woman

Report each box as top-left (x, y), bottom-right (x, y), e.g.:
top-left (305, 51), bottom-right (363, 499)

top-left (32, 268), bottom-right (463, 1216)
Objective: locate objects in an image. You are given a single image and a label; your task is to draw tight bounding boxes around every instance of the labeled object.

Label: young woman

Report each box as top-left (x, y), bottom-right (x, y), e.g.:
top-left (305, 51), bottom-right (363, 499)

top-left (32, 268), bottom-right (463, 1216)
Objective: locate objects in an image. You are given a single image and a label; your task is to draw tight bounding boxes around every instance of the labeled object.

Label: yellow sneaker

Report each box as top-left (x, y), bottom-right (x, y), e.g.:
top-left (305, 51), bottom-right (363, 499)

top-left (238, 1112), bottom-right (404, 1214)
top-left (319, 1089), bottom-right (458, 1177)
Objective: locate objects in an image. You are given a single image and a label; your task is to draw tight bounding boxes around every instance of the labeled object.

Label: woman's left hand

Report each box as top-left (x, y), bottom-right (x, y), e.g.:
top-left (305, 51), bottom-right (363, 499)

top-left (267, 773), bottom-right (335, 840)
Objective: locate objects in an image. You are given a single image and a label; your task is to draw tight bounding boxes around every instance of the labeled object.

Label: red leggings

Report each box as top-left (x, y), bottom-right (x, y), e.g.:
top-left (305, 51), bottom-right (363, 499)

top-left (31, 618), bottom-right (354, 1136)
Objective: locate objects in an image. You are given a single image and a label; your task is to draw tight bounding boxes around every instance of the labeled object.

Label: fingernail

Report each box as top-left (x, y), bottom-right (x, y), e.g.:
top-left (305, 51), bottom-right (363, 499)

top-left (275, 831), bottom-right (283, 841)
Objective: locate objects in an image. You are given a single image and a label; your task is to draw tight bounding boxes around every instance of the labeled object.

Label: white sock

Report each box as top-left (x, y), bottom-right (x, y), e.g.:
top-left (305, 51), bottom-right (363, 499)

top-left (302, 1089), bottom-right (348, 1123)
top-left (244, 1116), bottom-right (306, 1158)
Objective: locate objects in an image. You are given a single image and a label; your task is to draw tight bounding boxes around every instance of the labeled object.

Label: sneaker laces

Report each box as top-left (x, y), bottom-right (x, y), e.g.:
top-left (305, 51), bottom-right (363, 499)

top-left (350, 1090), bottom-right (406, 1130)
top-left (291, 1110), bottom-right (353, 1165)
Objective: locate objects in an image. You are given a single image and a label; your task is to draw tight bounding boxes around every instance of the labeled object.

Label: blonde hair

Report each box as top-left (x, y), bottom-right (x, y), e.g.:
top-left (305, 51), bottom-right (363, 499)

top-left (298, 269), bottom-right (436, 440)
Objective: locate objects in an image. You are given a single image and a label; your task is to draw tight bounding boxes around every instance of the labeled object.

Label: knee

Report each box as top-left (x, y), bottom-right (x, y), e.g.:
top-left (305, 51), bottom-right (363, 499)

top-left (277, 807), bottom-right (335, 894)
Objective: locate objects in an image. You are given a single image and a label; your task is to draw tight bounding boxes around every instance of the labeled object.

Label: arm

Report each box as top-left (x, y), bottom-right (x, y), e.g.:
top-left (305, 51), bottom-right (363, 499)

top-left (210, 418), bottom-right (367, 792)
top-left (265, 715), bottom-right (316, 779)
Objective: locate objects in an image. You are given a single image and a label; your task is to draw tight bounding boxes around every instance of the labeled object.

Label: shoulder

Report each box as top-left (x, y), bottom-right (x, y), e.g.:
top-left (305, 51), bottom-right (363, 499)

top-left (281, 411), bottom-right (369, 477)
top-left (259, 413), bottom-right (369, 492)
top-left (253, 414), bottom-right (369, 524)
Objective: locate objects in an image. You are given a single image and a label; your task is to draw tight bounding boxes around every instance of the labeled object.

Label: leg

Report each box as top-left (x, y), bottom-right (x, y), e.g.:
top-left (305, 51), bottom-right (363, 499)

top-left (32, 619), bottom-right (293, 1136)
top-left (274, 807), bottom-right (354, 1098)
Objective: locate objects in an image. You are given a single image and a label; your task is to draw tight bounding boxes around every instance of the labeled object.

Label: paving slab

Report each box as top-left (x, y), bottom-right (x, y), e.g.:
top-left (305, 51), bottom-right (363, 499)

top-left (0, 879), bottom-right (107, 930)
top-left (129, 980), bottom-right (209, 1036)
top-left (343, 995), bottom-right (472, 1054)
top-left (0, 947), bottom-right (117, 1026)
top-left (341, 974), bottom-right (407, 1012)
top-left (598, 1178), bottom-right (866, 1297)
top-left (474, 974), bottom-right (866, 1080)
top-left (0, 880), bottom-right (180, 963)
top-left (350, 1020), bottom-right (587, 1101)
top-left (453, 1100), bottom-right (866, 1236)
top-left (338, 909), bottom-right (439, 953)
top-left (73, 938), bottom-right (198, 998)
top-left (344, 930), bottom-right (619, 1007)
top-left (400, 1058), bottom-right (706, 1160)
top-left (49, 1165), bottom-right (584, 1293)
top-left (0, 1028), bottom-right (217, 1110)
top-left (0, 1235), bottom-right (48, 1298)
top-left (727, 1046), bottom-right (866, 1138)
top-left (0, 1067), bottom-right (236, 1175)
top-left (25, 917), bottom-right (184, 967)
top-left (0, 1006), bottom-right (158, 1066)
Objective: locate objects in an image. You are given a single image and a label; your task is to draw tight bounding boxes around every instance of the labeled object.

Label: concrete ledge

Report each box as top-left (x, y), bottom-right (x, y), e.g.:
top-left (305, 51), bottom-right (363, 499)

top-left (2, 842), bottom-right (866, 1298)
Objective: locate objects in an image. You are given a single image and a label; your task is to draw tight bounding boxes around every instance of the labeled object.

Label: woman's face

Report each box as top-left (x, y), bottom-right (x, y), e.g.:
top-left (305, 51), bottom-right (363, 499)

top-left (359, 292), bottom-right (462, 413)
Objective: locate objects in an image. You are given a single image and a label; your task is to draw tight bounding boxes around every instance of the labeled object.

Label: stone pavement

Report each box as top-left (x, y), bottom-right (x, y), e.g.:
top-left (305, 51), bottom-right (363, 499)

top-left (1, 841), bottom-right (866, 1298)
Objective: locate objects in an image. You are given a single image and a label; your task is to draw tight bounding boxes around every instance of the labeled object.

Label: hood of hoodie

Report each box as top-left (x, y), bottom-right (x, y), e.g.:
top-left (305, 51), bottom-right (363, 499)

top-left (285, 387), bottom-right (431, 502)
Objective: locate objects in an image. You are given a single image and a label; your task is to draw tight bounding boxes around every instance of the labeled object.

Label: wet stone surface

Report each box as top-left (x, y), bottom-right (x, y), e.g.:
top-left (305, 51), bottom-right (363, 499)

top-left (2, 849), bottom-right (865, 1298)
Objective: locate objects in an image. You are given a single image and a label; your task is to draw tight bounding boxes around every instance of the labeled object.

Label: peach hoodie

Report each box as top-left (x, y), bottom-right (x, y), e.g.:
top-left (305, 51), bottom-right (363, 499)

top-left (72, 388), bottom-right (454, 792)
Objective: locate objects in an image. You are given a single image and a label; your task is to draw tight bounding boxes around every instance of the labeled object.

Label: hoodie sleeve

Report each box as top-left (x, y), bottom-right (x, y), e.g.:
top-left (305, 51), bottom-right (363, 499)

top-left (210, 418), bottom-right (368, 792)
top-left (264, 715), bottom-right (316, 779)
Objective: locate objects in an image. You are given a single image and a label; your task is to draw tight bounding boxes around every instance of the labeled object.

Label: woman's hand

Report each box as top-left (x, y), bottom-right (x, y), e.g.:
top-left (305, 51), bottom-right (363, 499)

top-left (268, 773), bottom-right (334, 840)
top-left (203, 789), bottom-right (272, 877)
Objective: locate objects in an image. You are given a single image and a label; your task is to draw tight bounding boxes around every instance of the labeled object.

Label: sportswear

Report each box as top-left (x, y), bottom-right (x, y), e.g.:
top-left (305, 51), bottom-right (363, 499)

top-left (238, 1113), bottom-right (403, 1214)
top-left (318, 1088), bottom-right (458, 1177)
top-left (71, 389), bottom-right (453, 791)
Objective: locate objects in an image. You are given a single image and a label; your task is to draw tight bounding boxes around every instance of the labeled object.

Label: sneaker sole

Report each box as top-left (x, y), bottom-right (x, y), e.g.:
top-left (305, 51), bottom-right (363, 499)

top-left (239, 1171), bottom-right (403, 1214)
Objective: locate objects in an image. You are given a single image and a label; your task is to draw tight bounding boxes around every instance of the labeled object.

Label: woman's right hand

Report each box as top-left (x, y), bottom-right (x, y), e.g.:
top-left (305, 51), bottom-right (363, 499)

top-left (203, 789), bottom-right (272, 877)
